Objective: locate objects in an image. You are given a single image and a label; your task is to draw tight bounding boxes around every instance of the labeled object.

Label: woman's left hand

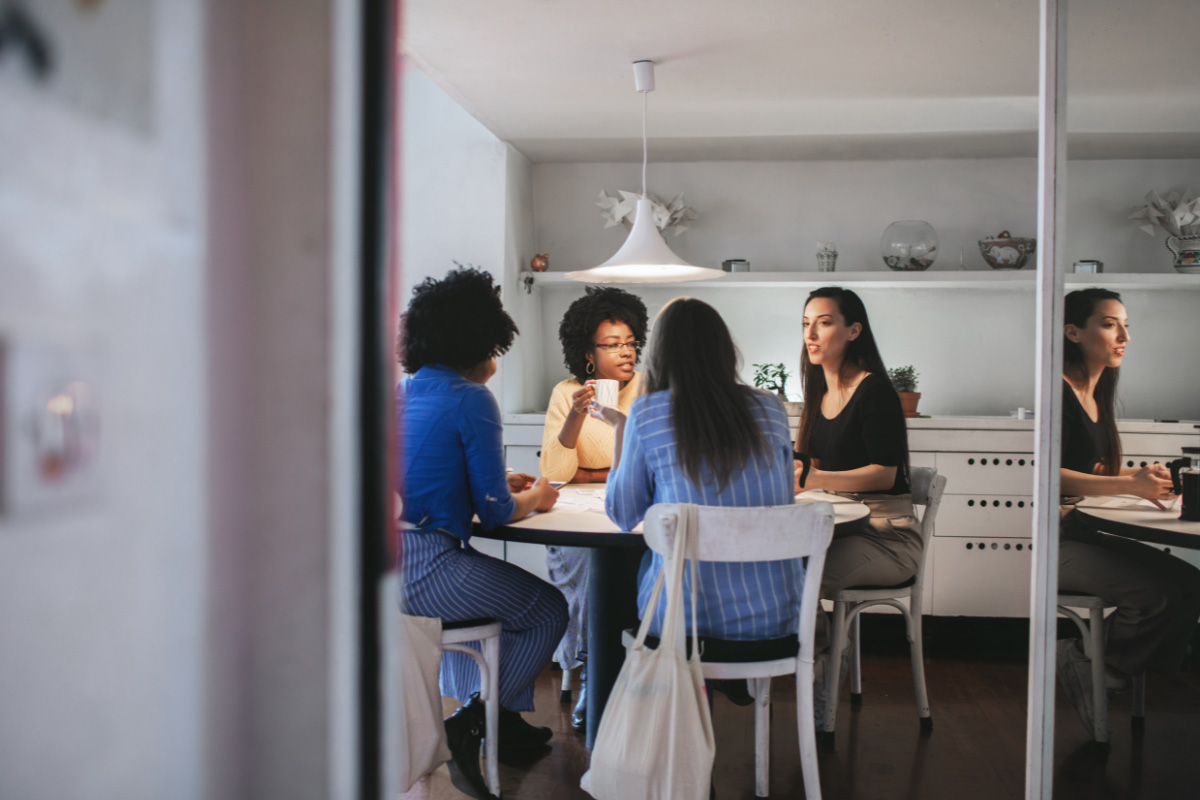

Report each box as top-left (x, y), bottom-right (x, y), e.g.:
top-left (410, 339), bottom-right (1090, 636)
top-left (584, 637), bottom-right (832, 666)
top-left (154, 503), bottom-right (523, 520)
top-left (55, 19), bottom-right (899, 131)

top-left (506, 472), bottom-right (536, 493)
top-left (588, 401), bottom-right (626, 428)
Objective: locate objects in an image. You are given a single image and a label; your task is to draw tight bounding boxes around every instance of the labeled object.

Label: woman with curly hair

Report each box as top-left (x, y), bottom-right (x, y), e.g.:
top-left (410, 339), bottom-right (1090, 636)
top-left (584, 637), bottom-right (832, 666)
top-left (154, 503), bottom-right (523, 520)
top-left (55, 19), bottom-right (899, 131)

top-left (539, 286), bottom-right (648, 731)
top-left (398, 267), bottom-right (567, 800)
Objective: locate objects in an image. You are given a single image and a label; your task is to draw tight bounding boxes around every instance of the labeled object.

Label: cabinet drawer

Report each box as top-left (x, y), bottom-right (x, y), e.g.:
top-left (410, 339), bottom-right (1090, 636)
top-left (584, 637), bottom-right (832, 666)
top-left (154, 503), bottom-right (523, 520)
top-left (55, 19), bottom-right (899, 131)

top-left (931, 537), bottom-right (1032, 618)
top-left (1120, 452), bottom-right (1182, 469)
top-left (936, 495), bottom-right (1034, 538)
top-left (938, 452), bottom-right (1034, 495)
top-left (505, 445), bottom-right (543, 476)
top-left (1121, 433), bottom-right (1200, 458)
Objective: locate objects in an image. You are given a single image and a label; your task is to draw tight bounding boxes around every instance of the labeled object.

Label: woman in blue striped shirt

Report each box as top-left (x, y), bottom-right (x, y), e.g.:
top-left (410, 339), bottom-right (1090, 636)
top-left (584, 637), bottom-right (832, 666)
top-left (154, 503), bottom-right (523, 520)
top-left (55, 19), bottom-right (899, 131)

top-left (398, 268), bottom-right (567, 800)
top-left (593, 297), bottom-right (802, 646)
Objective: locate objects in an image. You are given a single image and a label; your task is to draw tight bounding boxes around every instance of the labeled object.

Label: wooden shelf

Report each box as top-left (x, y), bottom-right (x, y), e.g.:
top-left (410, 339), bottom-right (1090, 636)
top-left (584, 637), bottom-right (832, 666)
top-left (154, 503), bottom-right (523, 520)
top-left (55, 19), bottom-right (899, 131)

top-left (519, 270), bottom-right (1200, 291)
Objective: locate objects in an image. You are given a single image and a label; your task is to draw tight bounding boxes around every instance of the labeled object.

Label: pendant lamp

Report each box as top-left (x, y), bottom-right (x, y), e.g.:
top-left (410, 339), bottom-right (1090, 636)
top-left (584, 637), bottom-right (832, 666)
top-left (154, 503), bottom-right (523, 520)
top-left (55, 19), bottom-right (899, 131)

top-left (566, 61), bottom-right (724, 284)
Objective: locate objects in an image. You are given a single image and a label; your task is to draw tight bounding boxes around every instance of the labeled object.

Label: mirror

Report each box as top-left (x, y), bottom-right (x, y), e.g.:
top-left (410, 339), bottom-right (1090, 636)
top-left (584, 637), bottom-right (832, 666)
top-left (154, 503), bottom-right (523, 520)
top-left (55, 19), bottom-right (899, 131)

top-left (1048, 0), bottom-right (1200, 795)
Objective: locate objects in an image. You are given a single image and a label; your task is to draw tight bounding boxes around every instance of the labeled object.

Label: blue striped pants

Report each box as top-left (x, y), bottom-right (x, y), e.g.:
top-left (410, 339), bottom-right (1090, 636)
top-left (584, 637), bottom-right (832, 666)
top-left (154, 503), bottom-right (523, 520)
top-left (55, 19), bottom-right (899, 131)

top-left (401, 529), bottom-right (568, 711)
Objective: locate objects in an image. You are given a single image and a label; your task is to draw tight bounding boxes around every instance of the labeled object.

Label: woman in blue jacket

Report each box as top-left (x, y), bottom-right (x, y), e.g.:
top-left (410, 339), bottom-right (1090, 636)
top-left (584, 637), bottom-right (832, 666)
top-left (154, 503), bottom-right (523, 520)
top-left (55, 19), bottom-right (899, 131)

top-left (398, 267), bottom-right (566, 800)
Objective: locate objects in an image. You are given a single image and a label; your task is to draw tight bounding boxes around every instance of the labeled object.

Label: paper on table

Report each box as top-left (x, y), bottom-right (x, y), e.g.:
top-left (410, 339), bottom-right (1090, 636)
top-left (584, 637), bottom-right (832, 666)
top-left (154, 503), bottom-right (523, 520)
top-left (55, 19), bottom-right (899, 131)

top-left (1082, 495), bottom-right (1180, 511)
top-left (553, 488), bottom-right (609, 514)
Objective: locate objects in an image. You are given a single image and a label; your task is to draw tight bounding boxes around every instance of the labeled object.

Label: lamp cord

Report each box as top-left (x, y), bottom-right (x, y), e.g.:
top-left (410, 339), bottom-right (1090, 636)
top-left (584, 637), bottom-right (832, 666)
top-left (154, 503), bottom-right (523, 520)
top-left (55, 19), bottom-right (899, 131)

top-left (641, 90), bottom-right (648, 198)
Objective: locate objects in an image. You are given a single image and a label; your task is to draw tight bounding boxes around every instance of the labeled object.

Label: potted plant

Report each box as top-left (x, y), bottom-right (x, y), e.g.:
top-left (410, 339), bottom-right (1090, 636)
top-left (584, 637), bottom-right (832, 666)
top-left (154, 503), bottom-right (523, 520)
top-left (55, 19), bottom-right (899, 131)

top-left (888, 365), bottom-right (921, 418)
top-left (753, 363), bottom-right (803, 416)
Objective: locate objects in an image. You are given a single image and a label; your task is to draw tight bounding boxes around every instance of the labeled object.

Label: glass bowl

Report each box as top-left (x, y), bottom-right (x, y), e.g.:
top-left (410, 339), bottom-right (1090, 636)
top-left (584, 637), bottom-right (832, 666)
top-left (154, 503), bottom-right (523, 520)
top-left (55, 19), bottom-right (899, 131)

top-left (881, 220), bottom-right (938, 271)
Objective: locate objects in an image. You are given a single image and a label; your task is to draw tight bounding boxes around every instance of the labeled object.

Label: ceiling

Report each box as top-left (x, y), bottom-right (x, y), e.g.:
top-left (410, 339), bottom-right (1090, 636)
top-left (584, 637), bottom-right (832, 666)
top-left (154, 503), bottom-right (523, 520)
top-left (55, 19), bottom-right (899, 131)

top-left (402, 0), bottom-right (1200, 161)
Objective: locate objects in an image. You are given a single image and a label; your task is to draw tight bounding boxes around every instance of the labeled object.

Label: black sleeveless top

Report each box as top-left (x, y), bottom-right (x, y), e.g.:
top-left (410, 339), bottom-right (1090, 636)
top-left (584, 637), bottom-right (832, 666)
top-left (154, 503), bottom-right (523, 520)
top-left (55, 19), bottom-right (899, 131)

top-left (806, 373), bottom-right (910, 494)
top-left (1061, 379), bottom-right (1111, 476)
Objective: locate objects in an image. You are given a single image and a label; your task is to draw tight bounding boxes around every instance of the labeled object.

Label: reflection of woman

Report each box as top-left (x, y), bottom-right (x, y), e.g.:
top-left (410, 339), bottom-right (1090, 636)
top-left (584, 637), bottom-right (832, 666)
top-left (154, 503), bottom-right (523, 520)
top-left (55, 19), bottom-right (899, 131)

top-left (539, 286), bottom-right (647, 730)
top-left (1056, 288), bottom-right (1200, 734)
top-left (794, 287), bottom-right (921, 595)
top-left (598, 298), bottom-right (802, 643)
top-left (398, 268), bottom-right (567, 800)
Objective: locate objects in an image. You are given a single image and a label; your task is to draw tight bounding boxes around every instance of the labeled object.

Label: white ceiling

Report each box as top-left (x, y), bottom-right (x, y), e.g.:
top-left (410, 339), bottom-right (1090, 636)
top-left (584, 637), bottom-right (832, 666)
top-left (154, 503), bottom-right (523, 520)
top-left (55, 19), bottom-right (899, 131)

top-left (402, 0), bottom-right (1200, 161)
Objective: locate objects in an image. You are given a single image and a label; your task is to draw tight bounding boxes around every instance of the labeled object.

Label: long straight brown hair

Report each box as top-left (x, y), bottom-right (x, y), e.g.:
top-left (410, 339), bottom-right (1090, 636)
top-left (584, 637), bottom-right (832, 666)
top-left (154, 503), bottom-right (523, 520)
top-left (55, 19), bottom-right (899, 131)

top-left (1064, 288), bottom-right (1123, 476)
top-left (642, 298), bottom-right (768, 491)
top-left (795, 288), bottom-right (910, 483)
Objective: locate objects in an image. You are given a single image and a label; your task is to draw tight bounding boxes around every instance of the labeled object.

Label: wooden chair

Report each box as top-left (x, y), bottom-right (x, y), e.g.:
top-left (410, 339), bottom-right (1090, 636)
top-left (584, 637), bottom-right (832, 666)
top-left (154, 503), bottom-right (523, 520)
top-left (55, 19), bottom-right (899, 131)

top-left (1056, 593), bottom-right (1147, 747)
top-left (622, 501), bottom-right (836, 800)
top-left (821, 467), bottom-right (946, 739)
top-left (441, 618), bottom-right (502, 796)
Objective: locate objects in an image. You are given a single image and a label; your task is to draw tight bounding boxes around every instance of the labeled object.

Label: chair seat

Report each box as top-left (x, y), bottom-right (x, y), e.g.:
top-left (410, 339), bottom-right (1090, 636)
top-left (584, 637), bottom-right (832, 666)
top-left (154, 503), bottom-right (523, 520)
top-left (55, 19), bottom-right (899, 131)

top-left (1057, 593), bottom-right (1114, 610)
top-left (829, 575), bottom-right (917, 602)
top-left (441, 617), bottom-right (502, 646)
top-left (623, 627), bottom-right (798, 662)
top-left (442, 616), bottom-right (499, 630)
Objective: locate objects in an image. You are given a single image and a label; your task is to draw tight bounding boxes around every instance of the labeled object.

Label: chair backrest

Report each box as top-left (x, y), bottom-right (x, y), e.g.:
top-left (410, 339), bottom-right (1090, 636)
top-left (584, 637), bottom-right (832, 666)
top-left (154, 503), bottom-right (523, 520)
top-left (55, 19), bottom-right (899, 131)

top-left (908, 466), bottom-right (947, 547)
top-left (907, 467), bottom-right (946, 603)
top-left (642, 501), bottom-right (836, 661)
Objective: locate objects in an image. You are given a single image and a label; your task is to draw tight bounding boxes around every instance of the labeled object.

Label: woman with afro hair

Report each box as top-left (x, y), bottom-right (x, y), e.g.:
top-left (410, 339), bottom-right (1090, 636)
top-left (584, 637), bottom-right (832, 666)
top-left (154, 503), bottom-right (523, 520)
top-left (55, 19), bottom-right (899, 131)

top-left (398, 267), bottom-right (568, 800)
top-left (539, 285), bottom-right (648, 731)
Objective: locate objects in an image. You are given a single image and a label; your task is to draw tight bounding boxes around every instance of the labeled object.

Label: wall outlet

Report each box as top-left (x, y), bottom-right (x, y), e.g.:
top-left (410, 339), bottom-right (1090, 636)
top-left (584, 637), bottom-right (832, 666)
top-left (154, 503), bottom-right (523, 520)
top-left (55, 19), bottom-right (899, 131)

top-left (0, 336), bottom-right (101, 517)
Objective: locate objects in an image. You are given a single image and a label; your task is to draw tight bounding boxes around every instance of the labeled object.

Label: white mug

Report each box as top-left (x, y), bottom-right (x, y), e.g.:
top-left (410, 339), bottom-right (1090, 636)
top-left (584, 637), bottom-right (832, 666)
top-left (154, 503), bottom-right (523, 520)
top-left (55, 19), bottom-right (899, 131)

top-left (592, 379), bottom-right (619, 409)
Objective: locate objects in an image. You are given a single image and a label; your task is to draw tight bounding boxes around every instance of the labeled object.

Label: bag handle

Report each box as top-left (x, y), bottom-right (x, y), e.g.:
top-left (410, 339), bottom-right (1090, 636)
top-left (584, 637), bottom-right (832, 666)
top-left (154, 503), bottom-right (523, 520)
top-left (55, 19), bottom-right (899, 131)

top-left (631, 504), bottom-right (701, 658)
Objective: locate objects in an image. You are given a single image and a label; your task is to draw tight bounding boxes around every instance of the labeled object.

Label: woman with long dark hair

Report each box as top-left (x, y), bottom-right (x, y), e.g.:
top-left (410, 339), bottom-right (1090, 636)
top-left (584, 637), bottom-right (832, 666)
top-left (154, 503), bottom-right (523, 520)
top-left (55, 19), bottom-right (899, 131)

top-left (1055, 288), bottom-right (1200, 735)
top-left (398, 267), bottom-right (567, 800)
top-left (594, 297), bottom-right (801, 643)
top-left (794, 287), bottom-right (921, 595)
top-left (539, 286), bottom-right (648, 730)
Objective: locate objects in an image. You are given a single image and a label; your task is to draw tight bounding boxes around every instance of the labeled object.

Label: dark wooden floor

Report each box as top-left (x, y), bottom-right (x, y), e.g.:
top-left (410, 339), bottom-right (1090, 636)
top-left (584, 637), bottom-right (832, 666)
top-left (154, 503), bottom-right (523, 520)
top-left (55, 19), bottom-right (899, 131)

top-left (402, 618), bottom-right (1200, 799)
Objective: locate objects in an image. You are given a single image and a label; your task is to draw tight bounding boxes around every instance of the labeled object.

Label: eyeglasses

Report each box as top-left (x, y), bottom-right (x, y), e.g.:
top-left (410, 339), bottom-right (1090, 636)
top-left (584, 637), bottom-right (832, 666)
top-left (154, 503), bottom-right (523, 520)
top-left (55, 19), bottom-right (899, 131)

top-left (593, 341), bottom-right (641, 354)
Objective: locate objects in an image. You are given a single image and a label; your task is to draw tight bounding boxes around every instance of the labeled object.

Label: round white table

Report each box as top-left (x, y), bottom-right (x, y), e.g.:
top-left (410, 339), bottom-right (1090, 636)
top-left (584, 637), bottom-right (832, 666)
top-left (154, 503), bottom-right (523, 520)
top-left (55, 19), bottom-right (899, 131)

top-left (1073, 497), bottom-right (1200, 551)
top-left (472, 485), bottom-right (870, 747)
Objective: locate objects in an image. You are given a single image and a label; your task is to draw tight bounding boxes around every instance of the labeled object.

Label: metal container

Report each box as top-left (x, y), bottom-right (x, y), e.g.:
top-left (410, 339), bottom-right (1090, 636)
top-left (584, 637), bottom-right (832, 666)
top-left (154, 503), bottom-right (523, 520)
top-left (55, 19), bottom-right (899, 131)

top-left (722, 259), bottom-right (750, 273)
top-left (1073, 259), bottom-right (1104, 274)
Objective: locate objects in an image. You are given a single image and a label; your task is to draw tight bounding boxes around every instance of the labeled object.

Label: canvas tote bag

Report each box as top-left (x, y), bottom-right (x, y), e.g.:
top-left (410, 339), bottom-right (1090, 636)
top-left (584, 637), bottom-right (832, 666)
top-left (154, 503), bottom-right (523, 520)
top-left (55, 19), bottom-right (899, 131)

top-left (580, 504), bottom-right (716, 800)
top-left (383, 572), bottom-right (451, 793)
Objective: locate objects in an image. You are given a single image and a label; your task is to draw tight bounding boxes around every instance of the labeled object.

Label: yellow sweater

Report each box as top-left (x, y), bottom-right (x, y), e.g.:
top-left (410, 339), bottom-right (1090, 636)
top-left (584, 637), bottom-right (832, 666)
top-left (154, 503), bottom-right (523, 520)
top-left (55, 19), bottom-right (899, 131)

top-left (539, 372), bottom-right (643, 482)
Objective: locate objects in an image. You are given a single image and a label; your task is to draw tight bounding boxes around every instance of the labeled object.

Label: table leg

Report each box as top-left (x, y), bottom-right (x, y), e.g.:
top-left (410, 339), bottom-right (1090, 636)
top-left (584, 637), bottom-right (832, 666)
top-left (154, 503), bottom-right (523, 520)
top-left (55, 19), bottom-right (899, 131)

top-left (586, 545), bottom-right (645, 749)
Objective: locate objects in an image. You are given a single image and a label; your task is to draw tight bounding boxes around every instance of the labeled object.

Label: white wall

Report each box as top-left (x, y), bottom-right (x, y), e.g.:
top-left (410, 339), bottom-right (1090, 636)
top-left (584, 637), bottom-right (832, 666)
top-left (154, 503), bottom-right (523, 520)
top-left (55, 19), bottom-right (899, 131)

top-left (399, 63), bottom-right (543, 413)
top-left (521, 158), bottom-right (1200, 420)
top-left (0, 2), bottom-right (206, 798)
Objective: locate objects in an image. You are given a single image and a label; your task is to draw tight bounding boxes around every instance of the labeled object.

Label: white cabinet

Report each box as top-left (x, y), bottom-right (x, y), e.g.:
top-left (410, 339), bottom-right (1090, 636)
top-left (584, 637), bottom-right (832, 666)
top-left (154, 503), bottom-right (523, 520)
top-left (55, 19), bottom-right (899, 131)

top-left (505, 445), bottom-right (542, 476)
top-left (931, 537), bottom-right (1033, 618)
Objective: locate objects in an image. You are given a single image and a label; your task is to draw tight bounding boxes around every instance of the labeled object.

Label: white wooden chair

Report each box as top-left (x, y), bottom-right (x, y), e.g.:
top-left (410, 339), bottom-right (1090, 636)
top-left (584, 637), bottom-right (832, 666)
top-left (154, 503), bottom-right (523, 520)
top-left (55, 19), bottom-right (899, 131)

top-left (441, 618), bottom-right (502, 796)
top-left (821, 466), bottom-right (946, 739)
top-left (622, 501), bottom-right (835, 800)
top-left (1056, 593), bottom-right (1147, 747)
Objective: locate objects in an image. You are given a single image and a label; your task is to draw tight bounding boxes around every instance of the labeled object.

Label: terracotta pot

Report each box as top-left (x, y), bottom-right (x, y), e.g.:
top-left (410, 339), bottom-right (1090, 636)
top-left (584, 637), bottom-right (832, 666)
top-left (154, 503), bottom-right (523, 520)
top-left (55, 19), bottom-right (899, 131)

top-left (898, 391), bottom-right (921, 418)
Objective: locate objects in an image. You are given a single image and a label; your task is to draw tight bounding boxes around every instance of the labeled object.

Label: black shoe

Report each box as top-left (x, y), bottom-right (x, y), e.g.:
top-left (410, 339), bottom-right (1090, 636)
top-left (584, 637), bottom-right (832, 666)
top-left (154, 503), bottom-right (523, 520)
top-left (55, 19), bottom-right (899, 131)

top-left (444, 698), bottom-right (498, 800)
top-left (571, 684), bottom-right (587, 732)
top-left (498, 706), bottom-right (553, 747)
top-left (711, 679), bottom-right (754, 707)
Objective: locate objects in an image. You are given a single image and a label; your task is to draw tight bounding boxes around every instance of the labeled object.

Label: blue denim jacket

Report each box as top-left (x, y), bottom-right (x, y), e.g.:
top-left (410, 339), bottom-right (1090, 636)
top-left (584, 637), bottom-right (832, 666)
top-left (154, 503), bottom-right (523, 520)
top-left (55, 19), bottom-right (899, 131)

top-left (397, 365), bottom-right (516, 541)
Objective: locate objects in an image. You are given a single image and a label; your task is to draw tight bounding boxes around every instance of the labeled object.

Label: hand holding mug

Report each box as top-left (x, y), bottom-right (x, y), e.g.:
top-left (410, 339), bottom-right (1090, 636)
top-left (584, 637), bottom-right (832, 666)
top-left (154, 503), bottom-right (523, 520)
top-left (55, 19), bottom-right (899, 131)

top-left (570, 382), bottom-right (596, 416)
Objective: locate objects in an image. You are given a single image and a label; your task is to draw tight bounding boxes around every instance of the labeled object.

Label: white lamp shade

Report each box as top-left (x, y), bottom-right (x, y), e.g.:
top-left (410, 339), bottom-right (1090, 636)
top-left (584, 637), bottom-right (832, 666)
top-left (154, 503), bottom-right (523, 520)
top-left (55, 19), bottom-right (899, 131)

top-left (566, 198), bottom-right (725, 284)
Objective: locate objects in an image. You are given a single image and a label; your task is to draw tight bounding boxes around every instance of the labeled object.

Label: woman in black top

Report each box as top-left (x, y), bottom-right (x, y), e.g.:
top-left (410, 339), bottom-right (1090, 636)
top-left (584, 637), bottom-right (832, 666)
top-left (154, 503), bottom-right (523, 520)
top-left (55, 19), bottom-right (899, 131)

top-left (1056, 288), bottom-right (1200, 736)
top-left (794, 287), bottom-right (921, 595)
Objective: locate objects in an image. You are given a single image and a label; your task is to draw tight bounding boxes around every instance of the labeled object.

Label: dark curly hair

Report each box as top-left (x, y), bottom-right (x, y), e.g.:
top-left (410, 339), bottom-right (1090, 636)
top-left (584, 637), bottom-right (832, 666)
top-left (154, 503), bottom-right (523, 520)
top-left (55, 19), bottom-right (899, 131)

top-left (558, 286), bottom-right (649, 383)
top-left (399, 266), bottom-right (518, 372)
